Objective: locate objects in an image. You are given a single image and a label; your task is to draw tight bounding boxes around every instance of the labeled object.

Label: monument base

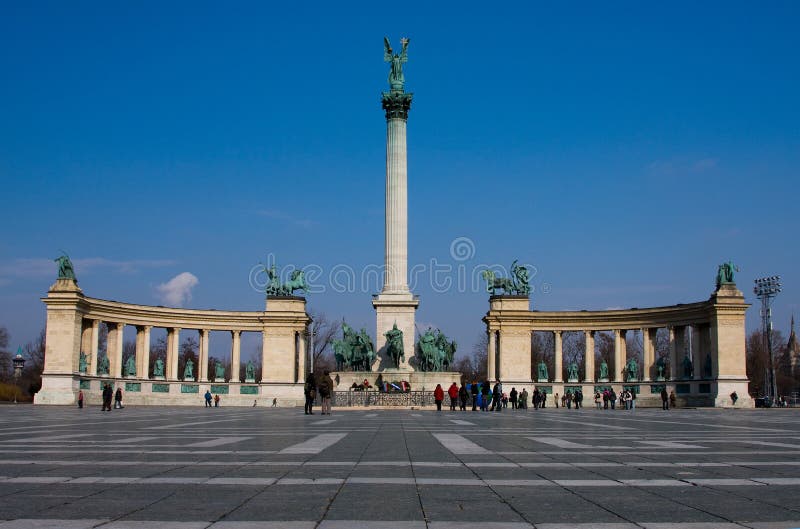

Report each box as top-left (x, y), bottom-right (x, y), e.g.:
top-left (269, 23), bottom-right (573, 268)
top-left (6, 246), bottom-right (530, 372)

top-left (332, 370), bottom-right (462, 394)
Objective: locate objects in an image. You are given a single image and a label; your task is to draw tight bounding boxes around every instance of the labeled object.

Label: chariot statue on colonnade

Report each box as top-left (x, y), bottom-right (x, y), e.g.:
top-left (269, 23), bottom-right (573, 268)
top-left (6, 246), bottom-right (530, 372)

top-left (482, 260), bottom-right (531, 296)
top-left (263, 261), bottom-right (310, 297)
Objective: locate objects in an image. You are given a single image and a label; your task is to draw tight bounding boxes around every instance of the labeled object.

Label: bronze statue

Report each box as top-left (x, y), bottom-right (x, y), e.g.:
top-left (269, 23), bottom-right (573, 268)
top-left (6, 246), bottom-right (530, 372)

top-left (384, 37), bottom-right (409, 92)
top-left (54, 253), bottom-right (77, 281)
top-left (384, 323), bottom-right (404, 368)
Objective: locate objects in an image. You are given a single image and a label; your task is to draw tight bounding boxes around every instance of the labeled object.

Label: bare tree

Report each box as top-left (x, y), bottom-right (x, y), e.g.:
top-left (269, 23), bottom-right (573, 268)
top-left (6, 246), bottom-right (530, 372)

top-left (531, 331), bottom-right (554, 380)
top-left (22, 329), bottom-right (45, 395)
top-left (308, 311), bottom-right (338, 377)
top-left (747, 329), bottom-right (787, 396)
top-left (0, 326), bottom-right (11, 382)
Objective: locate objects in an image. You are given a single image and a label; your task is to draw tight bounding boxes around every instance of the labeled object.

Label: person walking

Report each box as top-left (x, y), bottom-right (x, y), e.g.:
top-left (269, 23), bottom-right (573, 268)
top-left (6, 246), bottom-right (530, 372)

top-left (448, 382), bottom-right (459, 411)
top-left (565, 391), bottom-right (572, 409)
top-left (459, 383), bottom-right (469, 411)
top-left (204, 390), bottom-right (213, 408)
top-left (493, 381), bottom-right (503, 412)
top-left (610, 389), bottom-right (617, 410)
top-left (730, 391), bottom-right (738, 406)
top-left (575, 389), bottom-right (583, 409)
top-left (509, 387), bottom-right (518, 409)
top-left (320, 370), bottom-right (333, 415)
top-left (603, 389), bottom-right (609, 410)
top-left (481, 380), bottom-right (491, 412)
top-left (660, 387), bottom-right (669, 410)
top-left (470, 381), bottom-right (479, 411)
top-left (532, 389), bottom-right (540, 410)
top-left (434, 383), bottom-right (445, 411)
top-left (540, 390), bottom-right (546, 408)
top-left (77, 390), bottom-right (84, 409)
top-left (554, 392), bottom-right (560, 409)
top-left (304, 371), bottom-right (317, 415)
top-left (101, 383), bottom-right (112, 411)
top-left (114, 387), bottom-right (124, 409)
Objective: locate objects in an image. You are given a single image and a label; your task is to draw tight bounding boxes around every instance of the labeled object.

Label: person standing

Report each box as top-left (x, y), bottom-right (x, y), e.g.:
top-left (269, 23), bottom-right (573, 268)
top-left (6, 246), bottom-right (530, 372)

top-left (509, 387), bottom-right (518, 410)
top-left (320, 370), bottom-right (334, 415)
top-left (493, 381), bottom-right (502, 412)
top-left (730, 391), bottom-right (738, 406)
top-left (304, 371), bottom-right (317, 415)
top-left (609, 389), bottom-right (617, 410)
top-left (434, 383), bottom-right (444, 411)
top-left (540, 390), bottom-right (546, 408)
top-left (660, 387), bottom-right (669, 410)
top-left (214, 394), bottom-right (220, 407)
top-left (575, 389), bottom-right (583, 409)
top-left (77, 390), bottom-right (84, 409)
top-left (114, 387), bottom-right (124, 409)
top-left (669, 391), bottom-right (676, 409)
top-left (204, 390), bottom-right (213, 408)
top-left (594, 391), bottom-right (601, 409)
top-left (554, 392), bottom-right (560, 409)
top-left (458, 383), bottom-right (468, 411)
top-left (101, 383), bottom-right (112, 411)
top-left (470, 381), bottom-right (479, 411)
top-left (630, 388), bottom-right (636, 411)
top-left (520, 388), bottom-right (528, 410)
top-left (447, 382), bottom-right (459, 411)
top-left (481, 381), bottom-right (491, 412)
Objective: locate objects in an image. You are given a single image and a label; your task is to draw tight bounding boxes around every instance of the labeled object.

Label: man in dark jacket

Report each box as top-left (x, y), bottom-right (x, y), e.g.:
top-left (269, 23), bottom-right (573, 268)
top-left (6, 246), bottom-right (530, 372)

top-left (470, 382), bottom-right (479, 411)
top-left (319, 370), bottom-right (334, 415)
top-left (304, 371), bottom-right (317, 415)
top-left (102, 383), bottom-right (113, 411)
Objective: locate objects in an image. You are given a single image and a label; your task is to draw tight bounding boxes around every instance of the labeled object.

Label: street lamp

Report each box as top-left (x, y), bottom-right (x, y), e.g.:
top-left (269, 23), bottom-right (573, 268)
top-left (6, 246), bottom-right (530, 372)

top-left (754, 276), bottom-right (781, 403)
top-left (12, 347), bottom-right (26, 404)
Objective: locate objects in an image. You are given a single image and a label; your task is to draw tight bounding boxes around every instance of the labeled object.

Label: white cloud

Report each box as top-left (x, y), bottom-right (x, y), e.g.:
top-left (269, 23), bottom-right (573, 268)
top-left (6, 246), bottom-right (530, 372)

top-left (156, 272), bottom-right (199, 307)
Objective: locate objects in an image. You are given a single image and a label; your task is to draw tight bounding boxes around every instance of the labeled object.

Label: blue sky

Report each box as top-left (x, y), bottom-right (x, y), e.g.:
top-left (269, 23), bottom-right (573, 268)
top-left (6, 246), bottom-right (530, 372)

top-left (1, 1), bottom-right (798, 358)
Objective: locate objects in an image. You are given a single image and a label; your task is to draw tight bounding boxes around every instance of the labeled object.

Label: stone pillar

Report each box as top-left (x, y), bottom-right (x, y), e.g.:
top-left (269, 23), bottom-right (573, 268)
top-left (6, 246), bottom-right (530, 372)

top-left (80, 319), bottom-right (92, 369)
top-left (372, 86), bottom-right (419, 372)
top-left (554, 330), bottom-right (563, 383)
top-left (692, 326), bottom-right (702, 380)
top-left (642, 328), bottom-right (654, 382)
top-left (584, 331), bottom-right (595, 383)
top-left (108, 322), bottom-right (124, 379)
top-left (135, 325), bottom-right (151, 378)
top-left (487, 331), bottom-right (496, 381)
top-left (709, 284), bottom-right (751, 406)
top-left (614, 330), bottom-right (626, 382)
top-left (198, 329), bottom-right (210, 382)
top-left (261, 330), bottom-right (269, 382)
top-left (36, 278), bottom-right (84, 405)
top-left (668, 326), bottom-right (677, 380)
top-left (89, 319), bottom-right (100, 376)
top-left (231, 330), bottom-right (241, 383)
top-left (296, 331), bottom-right (307, 383)
top-left (674, 326), bottom-right (686, 379)
top-left (166, 328), bottom-right (180, 380)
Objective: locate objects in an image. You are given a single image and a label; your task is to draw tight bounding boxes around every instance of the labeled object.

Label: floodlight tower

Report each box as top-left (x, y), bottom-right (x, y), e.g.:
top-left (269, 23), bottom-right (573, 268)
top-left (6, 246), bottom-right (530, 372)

top-left (754, 276), bottom-right (781, 401)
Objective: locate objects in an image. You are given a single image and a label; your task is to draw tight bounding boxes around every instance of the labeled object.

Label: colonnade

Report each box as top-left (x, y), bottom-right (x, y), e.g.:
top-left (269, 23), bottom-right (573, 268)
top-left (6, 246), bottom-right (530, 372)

top-left (483, 283), bottom-right (752, 407)
top-left (35, 278), bottom-right (310, 405)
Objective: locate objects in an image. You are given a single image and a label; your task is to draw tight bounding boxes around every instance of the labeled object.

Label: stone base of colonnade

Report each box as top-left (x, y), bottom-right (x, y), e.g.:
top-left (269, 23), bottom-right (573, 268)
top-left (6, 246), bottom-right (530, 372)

top-left (35, 374), bottom-right (305, 407)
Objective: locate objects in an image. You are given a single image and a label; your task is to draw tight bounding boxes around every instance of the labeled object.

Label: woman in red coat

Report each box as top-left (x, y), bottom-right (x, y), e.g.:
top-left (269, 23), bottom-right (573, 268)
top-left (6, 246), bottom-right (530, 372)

top-left (447, 382), bottom-right (459, 411)
top-left (434, 384), bottom-right (445, 411)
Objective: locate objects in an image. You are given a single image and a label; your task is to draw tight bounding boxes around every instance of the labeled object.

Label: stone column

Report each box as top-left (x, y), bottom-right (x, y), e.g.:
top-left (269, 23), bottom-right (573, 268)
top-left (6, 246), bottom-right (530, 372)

top-left (554, 331), bottom-right (563, 383)
top-left (89, 320), bottom-right (100, 376)
top-left (135, 326), bottom-right (151, 378)
top-left (80, 319), bottom-right (92, 368)
top-left (584, 331), bottom-right (595, 383)
top-left (668, 326), bottom-right (677, 380)
top-left (691, 326), bottom-right (702, 380)
top-left (614, 330), bottom-right (626, 382)
top-left (296, 331), bottom-right (307, 383)
top-left (166, 328), bottom-right (180, 380)
top-left (231, 330), bottom-right (241, 383)
top-left (261, 330), bottom-right (269, 383)
top-left (198, 329), bottom-right (210, 382)
top-left (674, 326), bottom-right (686, 379)
top-left (642, 328), bottom-right (654, 382)
top-left (487, 331), bottom-right (496, 381)
top-left (108, 323), bottom-right (124, 379)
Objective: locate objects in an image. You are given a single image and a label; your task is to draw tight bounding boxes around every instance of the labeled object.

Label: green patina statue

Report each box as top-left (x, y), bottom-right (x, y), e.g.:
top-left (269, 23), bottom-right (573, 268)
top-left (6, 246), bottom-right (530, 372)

top-left (682, 354), bottom-right (693, 379)
top-left (54, 253), bottom-right (77, 281)
top-left (384, 36), bottom-right (409, 92)
top-left (537, 360), bottom-right (549, 381)
top-left (626, 357), bottom-right (639, 381)
top-left (124, 356), bottom-right (136, 377)
top-left (598, 360), bottom-right (609, 380)
top-left (482, 260), bottom-right (531, 297)
top-left (333, 322), bottom-right (376, 372)
top-left (183, 358), bottom-right (194, 379)
top-left (245, 360), bottom-right (255, 380)
top-left (655, 355), bottom-right (666, 381)
top-left (567, 362), bottom-right (579, 381)
top-left (153, 357), bottom-right (165, 377)
top-left (79, 352), bottom-right (88, 373)
top-left (98, 354), bottom-right (109, 375)
top-left (415, 328), bottom-right (456, 372)
top-left (214, 360), bottom-right (225, 380)
top-left (384, 323), bottom-right (405, 369)
top-left (264, 261), bottom-right (309, 297)
top-left (715, 260), bottom-right (738, 289)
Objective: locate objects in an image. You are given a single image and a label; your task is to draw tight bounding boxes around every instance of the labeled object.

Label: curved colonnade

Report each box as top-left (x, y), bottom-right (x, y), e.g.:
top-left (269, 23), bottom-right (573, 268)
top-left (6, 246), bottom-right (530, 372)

top-left (484, 284), bottom-right (752, 407)
top-left (35, 279), bottom-right (310, 406)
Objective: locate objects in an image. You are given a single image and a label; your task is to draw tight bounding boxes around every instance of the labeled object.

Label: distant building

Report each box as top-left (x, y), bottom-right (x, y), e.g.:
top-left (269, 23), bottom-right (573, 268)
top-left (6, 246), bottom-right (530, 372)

top-left (786, 316), bottom-right (800, 374)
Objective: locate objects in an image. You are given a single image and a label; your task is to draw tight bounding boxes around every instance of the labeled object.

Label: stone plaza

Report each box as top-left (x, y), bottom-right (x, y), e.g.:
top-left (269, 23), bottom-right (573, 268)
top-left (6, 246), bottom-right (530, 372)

top-left (1, 405), bottom-right (799, 528)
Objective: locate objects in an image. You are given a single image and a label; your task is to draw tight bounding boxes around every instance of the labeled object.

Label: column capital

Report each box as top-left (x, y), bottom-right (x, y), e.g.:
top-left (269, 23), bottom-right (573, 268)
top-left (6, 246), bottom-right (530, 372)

top-left (382, 91), bottom-right (413, 120)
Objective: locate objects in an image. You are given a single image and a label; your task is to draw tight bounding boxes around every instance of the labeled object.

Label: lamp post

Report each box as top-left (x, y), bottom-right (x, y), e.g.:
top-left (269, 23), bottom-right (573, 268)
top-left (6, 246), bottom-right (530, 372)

top-left (12, 347), bottom-right (26, 404)
top-left (754, 276), bottom-right (781, 403)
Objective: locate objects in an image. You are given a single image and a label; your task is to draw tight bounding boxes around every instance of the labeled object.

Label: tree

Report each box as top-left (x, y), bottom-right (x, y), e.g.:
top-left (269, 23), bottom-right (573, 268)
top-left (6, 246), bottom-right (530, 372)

top-left (0, 326), bottom-right (11, 382)
top-left (747, 329), bottom-right (787, 396)
top-left (308, 311), bottom-right (338, 377)
top-left (531, 331), bottom-right (554, 379)
top-left (22, 329), bottom-right (45, 395)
